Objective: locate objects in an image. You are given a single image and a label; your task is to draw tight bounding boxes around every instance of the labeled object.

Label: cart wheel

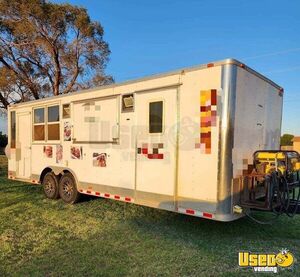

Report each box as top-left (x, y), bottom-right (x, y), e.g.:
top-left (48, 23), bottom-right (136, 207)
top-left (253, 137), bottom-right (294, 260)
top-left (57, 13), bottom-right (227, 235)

top-left (43, 172), bottom-right (59, 199)
top-left (59, 173), bottom-right (80, 204)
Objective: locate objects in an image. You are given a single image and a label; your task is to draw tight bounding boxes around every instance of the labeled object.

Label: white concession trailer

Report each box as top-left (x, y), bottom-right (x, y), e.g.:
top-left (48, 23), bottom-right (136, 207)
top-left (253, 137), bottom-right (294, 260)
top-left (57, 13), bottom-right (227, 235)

top-left (6, 59), bottom-right (283, 221)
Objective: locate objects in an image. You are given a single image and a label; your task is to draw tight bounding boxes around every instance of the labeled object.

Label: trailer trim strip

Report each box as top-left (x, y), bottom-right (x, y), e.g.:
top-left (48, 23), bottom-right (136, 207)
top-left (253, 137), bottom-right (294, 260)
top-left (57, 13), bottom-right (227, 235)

top-left (79, 189), bottom-right (134, 203)
top-left (177, 207), bottom-right (214, 219)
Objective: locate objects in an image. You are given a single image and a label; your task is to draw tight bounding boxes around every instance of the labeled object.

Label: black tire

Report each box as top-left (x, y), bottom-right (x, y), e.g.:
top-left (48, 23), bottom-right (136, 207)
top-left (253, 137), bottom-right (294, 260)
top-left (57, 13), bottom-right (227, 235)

top-left (59, 173), bottom-right (80, 204)
top-left (43, 172), bottom-right (60, 199)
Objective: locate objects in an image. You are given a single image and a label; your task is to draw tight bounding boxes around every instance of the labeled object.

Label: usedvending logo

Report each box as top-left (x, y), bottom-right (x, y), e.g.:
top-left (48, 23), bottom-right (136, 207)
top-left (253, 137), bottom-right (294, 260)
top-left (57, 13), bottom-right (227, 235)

top-left (238, 249), bottom-right (295, 273)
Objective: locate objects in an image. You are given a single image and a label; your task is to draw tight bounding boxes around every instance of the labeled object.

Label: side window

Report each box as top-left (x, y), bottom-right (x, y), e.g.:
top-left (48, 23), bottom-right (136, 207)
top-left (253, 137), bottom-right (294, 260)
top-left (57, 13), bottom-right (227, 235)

top-left (47, 105), bottom-right (60, 140)
top-left (122, 94), bottom-right (134, 112)
top-left (10, 111), bottom-right (16, 148)
top-left (33, 108), bottom-right (45, 141)
top-left (149, 101), bottom-right (163, 133)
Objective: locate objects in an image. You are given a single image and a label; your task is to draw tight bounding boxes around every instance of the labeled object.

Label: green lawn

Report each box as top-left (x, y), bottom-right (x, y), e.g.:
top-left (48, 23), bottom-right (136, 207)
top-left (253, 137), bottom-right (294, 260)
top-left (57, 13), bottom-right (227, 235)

top-left (0, 155), bottom-right (299, 276)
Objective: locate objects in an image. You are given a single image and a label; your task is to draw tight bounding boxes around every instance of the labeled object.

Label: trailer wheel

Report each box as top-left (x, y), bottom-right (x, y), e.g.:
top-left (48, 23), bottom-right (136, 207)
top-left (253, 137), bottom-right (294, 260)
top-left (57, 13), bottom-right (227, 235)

top-left (43, 172), bottom-right (60, 199)
top-left (59, 173), bottom-right (80, 204)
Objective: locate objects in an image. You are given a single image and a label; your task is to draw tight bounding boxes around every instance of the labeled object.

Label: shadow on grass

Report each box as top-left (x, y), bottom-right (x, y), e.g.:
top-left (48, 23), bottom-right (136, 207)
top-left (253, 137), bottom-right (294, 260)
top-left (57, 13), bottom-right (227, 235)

top-left (2, 177), bottom-right (300, 241)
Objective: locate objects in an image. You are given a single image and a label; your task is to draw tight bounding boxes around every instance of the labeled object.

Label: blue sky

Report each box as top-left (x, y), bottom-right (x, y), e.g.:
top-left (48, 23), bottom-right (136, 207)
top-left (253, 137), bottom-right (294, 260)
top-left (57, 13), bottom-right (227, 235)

top-left (1, 0), bottom-right (299, 135)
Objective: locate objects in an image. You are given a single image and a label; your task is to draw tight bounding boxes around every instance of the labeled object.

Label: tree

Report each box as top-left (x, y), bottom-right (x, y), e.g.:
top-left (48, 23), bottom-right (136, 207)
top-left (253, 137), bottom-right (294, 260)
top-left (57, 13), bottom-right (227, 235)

top-left (0, 0), bottom-right (112, 110)
top-left (0, 131), bottom-right (7, 147)
top-left (280, 134), bottom-right (294, 146)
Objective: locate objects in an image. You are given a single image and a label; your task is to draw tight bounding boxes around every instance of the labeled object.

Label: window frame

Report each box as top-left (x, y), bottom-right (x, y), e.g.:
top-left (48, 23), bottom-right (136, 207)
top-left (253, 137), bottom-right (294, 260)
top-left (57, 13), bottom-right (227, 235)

top-left (33, 106), bottom-right (46, 142)
top-left (32, 103), bottom-right (61, 143)
top-left (148, 99), bottom-right (164, 134)
top-left (10, 110), bottom-right (16, 148)
top-left (47, 104), bottom-right (60, 141)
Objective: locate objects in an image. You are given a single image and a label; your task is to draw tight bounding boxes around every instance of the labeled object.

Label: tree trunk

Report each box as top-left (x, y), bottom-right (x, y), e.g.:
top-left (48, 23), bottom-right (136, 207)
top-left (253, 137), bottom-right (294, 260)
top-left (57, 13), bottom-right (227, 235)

top-left (0, 93), bottom-right (9, 109)
top-left (53, 50), bottom-right (61, 96)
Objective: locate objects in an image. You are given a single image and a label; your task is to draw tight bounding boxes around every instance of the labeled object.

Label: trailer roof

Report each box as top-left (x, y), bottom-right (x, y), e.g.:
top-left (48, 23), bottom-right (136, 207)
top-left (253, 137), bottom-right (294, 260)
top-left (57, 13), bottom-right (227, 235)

top-left (10, 58), bottom-right (282, 108)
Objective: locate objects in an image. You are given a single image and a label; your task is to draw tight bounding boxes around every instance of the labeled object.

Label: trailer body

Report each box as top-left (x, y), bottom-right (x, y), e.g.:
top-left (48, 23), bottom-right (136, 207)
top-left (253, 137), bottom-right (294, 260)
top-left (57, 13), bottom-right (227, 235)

top-left (6, 59), bottom-right (283, 221)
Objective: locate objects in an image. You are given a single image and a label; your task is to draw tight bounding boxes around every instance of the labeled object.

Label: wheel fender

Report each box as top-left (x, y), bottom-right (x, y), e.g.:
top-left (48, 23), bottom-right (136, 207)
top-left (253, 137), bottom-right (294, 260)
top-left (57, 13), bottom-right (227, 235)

top-left (47, 166), bottom-right (79, 187)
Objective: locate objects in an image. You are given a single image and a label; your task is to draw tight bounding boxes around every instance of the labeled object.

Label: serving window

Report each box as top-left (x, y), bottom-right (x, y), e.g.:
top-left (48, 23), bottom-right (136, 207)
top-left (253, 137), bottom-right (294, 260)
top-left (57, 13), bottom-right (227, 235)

top-left (72, 96), bottom-right (119, 142)
top-left (33, 105), bottom-right (60, 142)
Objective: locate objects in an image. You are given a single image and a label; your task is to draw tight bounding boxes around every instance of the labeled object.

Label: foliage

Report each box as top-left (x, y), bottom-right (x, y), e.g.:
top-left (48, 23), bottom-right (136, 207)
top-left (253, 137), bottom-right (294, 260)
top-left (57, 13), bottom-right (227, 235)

top-left (0, 0), bottom-right (112, 110)
top-left (281, 134), bottom-right (294, 146)
top-left (0, 131), bottom-right (7, 147)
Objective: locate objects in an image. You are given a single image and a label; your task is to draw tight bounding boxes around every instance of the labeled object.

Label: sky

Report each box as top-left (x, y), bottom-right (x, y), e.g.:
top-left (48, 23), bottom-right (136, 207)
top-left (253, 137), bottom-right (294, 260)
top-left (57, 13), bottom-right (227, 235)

top-left (1, 0), bottom-right (300, 135)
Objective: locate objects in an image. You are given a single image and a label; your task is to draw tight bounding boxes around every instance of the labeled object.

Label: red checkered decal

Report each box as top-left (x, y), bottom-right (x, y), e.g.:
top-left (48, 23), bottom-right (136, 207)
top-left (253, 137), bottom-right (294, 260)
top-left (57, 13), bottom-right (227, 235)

top-left (195, 89), bottom-right (218, 154)
top-left (137, 143), bottom-right (164, 159)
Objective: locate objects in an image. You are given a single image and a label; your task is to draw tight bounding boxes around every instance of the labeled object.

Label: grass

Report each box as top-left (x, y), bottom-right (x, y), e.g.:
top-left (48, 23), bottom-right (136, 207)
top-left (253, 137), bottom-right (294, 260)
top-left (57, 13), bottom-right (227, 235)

top-left (0, 155), bottom-right (299, 276)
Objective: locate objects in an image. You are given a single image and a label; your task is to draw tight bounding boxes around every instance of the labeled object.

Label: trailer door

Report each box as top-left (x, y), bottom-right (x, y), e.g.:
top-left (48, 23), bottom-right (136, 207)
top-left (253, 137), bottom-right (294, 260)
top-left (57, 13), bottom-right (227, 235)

top-left (135, 87), bottom-right (178, 209)
top-left (16, 112), bottom-right (31, 178)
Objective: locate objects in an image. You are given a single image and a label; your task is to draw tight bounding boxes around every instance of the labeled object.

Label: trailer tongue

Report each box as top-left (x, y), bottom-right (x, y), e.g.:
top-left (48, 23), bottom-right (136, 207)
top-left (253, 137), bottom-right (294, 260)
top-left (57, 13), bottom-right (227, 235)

top-left (238, 150), bottom-right (300, 223)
